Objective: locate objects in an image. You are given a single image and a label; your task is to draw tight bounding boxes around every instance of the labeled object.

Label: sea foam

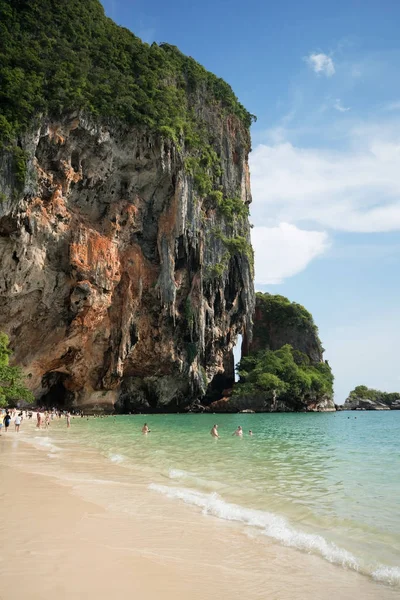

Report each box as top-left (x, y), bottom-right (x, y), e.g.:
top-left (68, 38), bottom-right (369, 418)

top-left (168, 468), bottom-right (226, 492)
top-left (372, 565), bottom-right (400, 586)
top-left (149, 483), bottom-right (400, 586)
top-left (169, 468), bottom-right (192, 480)
top-left (149, 484), bottom-right (361, 569)
top-left (32, 436), bottom-right (61, 453)
top-left (109, 453), bottom-right (125, 464)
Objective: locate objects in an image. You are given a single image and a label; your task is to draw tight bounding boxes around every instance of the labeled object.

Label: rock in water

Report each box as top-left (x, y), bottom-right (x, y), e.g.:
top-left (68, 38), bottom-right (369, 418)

top-left (0, 1), bottom-right (255, 412)
top-left (343, 386), bottom-right (400, 410)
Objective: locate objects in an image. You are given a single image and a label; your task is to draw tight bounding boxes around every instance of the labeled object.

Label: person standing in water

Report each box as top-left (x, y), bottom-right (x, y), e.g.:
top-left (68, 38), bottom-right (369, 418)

top-left (249, 430), bottom-right (253, 436)
top-left (210, 424), bottom-right (219, 438)
top-left (142, 423), bottom-right (150, 434)
top-left (3, 411), bottom-right (11, 433)
top-left (233, 425), bottom-right (243, 437)
top-left (36, 412), bottom-right (42, 429)
top-left (66, 412), bottom-right (71, 428)
top-left (14, 413), bottom-right (21, 432)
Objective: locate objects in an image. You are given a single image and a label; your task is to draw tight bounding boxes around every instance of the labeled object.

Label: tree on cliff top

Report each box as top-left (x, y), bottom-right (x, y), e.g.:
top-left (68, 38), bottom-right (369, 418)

top-left (255, 292), bottom-right (319, 334)
top-left (0, 0), bottom-right (254, 145)
top-left (0, 332), bottom-right (34, 407)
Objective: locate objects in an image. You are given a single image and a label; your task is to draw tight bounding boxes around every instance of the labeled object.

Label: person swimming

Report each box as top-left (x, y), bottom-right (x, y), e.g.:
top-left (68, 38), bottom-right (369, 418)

top-left (233, 426), bottom-right (243, 437)
top-left (210, 424), bottom-right (219, 438)
top-left (142, 423), bottom-right (150, 434)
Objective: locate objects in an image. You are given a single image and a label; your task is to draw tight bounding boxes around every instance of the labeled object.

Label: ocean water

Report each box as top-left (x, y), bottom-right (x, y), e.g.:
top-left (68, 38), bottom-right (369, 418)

top-left (23, 411), bottom-right (400, 587)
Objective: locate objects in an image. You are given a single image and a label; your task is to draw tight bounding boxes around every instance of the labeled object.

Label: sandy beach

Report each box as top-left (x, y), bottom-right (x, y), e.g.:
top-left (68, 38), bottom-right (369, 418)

top-left (0, 419), bottom-right (398, 600)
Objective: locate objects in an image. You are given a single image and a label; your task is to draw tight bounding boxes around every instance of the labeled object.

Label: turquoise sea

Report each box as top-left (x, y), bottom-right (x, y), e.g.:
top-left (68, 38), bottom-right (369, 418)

top-left (26, 411), bottom-right (400, 587)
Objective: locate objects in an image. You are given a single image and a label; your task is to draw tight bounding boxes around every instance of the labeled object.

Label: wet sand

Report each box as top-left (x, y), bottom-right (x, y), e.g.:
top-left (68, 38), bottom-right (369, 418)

top-left (0, 424), bottom-right (398, 600)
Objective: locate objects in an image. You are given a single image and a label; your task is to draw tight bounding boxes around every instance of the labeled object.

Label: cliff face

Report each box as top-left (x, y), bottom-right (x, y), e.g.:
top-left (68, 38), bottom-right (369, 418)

top-left (343, 398), bottom-right (391, 411)
top-left (0, 112), bottom-right (254, 412)
top-left (0, 0), bottom-right (256, 413)
top-left (210, 293), bottom-right (334, 412)
top-left (243, 293), bottom-right (323, 363)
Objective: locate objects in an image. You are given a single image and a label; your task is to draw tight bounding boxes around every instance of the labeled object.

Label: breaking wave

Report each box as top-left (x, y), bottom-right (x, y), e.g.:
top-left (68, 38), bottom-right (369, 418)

top-left (31, 436), bottom-right (61, 453)
top-left (372, 565), bottom-right (400, 586)
top-left (149, 484), bottom-right (399, 586)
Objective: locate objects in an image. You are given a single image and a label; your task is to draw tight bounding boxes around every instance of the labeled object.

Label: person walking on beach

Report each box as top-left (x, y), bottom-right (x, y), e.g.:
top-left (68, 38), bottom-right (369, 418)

top-left (66, 412), bottom-right (71, 428)
top-left (233, 426), bottom-right (243, 437)
top-left (142, 423), bottom-right (150, 434)
top-left (14, 413), bottom-right (22, 432)
top-left (210, 424), bottom-right (219, 438)
top-left (3, 411), bottom-right (11, 433)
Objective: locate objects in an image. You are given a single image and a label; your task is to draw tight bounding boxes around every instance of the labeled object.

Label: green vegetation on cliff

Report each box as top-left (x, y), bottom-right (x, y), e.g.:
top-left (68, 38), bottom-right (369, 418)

top-left (234, 344), bottom-right (333, 405)
top-left (347, 385), bottom-right (400, 406)
top-left (255, 292), bottom-right (319, 338)
top-left (0, 332), bottom-right (34, 407)
top-left (0, 0), bottom-right (254, 250)
top-left (0, 0), bottom-right (253, 143)
top-left (229, 293), bottom-right (334, 410)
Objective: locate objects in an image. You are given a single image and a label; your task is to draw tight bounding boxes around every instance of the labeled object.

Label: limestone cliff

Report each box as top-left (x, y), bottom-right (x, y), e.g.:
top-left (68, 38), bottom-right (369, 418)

top-left (343, 386), bottom-right (400, 410)
top-left (0, 1), bottom-right (255, 412)
top-left (243, 293), bottom-right (323, 362)
top-left (210, 293), bottom-right (335, 412)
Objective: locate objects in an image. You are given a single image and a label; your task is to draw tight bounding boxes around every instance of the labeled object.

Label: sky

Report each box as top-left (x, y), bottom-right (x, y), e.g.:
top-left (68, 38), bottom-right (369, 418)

top-left (101, 0), bottom-right (400, 402)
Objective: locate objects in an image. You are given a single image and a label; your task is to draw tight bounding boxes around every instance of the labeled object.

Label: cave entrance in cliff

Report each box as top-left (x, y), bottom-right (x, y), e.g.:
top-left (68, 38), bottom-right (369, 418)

top-left (204, 336), bottom-right (243, 404)
top-left (40, 372), bottom-right (74, 409)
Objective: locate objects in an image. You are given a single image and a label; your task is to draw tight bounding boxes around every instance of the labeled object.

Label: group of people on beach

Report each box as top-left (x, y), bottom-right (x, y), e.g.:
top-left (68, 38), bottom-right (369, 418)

top-left (35, 410), bottom-right (71, 429)
top-left (0, 408), bottom-right (73, 434)
top-left (0, 409), bottom-right (24, 433)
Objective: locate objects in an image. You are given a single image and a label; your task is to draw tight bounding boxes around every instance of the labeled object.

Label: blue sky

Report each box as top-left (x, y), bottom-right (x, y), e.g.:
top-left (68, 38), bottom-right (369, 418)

top-left (101, 0), bottom-right (400, 402)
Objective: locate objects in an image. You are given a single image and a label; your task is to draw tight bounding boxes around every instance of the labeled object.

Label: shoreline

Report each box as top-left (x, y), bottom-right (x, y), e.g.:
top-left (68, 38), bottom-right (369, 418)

top-left (0, 421), bottom-right (398, 600)
top-left (16, 406), bottom-right (400, 417)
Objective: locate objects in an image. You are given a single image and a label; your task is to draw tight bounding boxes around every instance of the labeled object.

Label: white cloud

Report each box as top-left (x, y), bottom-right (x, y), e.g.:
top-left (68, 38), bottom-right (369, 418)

top-left (250, 120), bottom-right (400, 233)
top-left (251, 224), bottom-right (329, 285)
top-left (306, 53), bottom-right (335, 77)
top-left (333, 99), bottom-right (350, 112)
